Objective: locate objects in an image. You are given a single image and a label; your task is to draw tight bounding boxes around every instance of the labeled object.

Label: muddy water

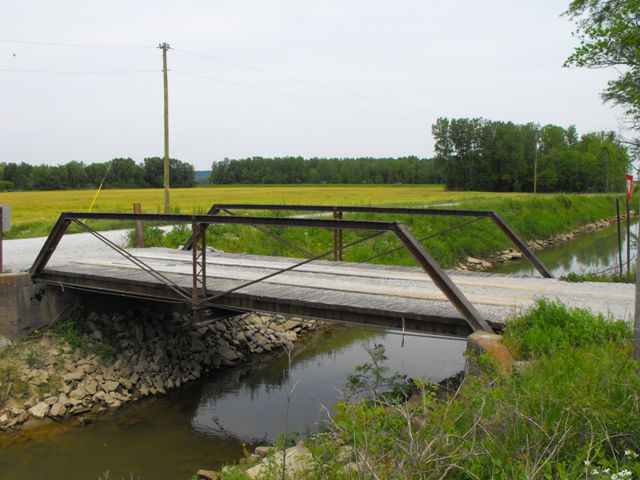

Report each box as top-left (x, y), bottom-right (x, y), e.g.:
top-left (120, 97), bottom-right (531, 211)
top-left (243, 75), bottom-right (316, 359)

top-left (0, 327), bottom-right (465, 480)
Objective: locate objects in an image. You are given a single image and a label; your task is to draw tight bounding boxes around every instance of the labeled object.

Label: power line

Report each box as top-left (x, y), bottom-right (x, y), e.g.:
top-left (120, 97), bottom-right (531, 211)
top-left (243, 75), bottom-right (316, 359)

top-left (0, 68), bottom-right (159, 74)
top-left (0, 39), bottom-right (153, 49)
top-left (173, 47), bottom-right (431, 116)
top-left (171, 69), bottom-right (425, 125)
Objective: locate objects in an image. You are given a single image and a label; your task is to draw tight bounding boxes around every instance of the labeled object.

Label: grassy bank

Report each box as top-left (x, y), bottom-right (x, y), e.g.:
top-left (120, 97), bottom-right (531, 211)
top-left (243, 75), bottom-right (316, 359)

top-left (0, 184), bottom-right (523, 239)
top-left (144, 193), bottom-right (626, 269)
top-left (219, 300), bottom-right (640, 479)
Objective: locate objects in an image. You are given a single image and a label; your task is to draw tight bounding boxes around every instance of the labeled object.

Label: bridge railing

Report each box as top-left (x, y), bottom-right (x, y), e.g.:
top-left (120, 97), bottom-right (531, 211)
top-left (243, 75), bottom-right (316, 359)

top-left (30, 212), bottom-right (495, 334)
top-left (185, 203), bottom-right (552, 279)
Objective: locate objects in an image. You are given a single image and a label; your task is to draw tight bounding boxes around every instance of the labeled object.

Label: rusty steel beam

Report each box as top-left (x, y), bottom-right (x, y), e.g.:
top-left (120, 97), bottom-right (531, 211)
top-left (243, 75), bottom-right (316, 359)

top-left (205, 203), bottom-right (552, 278)
top-left (30, 211), bottom-right (495, 334)
top-left (30, 215), bottom-right (71, 276)
top-left (391, 223), bottom-right (492, 332)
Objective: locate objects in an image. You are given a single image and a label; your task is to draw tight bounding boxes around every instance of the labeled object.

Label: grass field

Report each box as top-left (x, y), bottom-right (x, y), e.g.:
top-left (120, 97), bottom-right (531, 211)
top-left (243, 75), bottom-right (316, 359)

top-left (0, 185), bottom-right (529, 238)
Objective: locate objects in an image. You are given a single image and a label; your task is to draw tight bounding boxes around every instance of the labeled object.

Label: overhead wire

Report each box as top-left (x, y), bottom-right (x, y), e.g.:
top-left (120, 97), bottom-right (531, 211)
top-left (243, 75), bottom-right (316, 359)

top-left (170, 69), bottom-right (425, 125)
top-left (1, 39), bottom-right (428, 126)
top-left (0, 68), bottom-right (159, 74)
top-left (172, 47), bottom-right (431, 116)
top-left (0, 39), bottom-right (154, 49)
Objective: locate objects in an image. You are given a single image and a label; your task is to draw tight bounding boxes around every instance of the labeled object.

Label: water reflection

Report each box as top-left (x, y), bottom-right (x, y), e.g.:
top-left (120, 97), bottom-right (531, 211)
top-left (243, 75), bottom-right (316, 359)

top-left (0, 327), bottom-right (465, 480)
top-left (492, 220), bottom-right (638, 277)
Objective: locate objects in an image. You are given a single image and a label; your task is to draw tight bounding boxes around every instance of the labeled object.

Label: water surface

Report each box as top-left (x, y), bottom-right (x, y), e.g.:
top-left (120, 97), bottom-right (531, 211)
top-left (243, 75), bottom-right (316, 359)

top-left (0, 327), bottom-right (465, 479)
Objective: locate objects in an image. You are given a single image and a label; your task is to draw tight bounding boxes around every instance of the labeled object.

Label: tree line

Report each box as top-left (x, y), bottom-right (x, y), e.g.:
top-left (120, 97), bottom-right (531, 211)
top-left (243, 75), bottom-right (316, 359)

top-left (432, 118), bottom-right (629, 192)
top-left (209, 156), bottom-right (442, 184)
top-left (0, 157), bottom-right (195, 191)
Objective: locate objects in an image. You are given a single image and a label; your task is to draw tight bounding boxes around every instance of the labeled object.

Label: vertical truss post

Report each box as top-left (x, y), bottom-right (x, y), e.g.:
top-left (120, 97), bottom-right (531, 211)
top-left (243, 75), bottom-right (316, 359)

top-left (332, 207), bottom-right (339, 261)
top-left (191, 219), bottom-right (208, 322)
top-left (337, 209), bottom-right (343, 261)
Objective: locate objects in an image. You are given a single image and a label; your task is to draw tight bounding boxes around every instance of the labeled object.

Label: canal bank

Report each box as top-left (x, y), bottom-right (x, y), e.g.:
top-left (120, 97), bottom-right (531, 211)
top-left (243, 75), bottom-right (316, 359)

top-left (0, 326), bottom-right (466, 479)
top-left (0, 207), bottom-right (635, 479)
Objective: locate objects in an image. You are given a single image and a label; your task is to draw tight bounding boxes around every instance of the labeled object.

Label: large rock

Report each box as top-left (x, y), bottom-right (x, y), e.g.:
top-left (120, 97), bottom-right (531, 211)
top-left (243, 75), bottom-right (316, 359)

top-left (49, 402), bottom-right (66, 417)
top-left (70, 386), bottom-right (88, 401)
top-left (466, 331), bottom-right (514, 374)
top-left (245, 446), bottom-right (311, 478)
top-left (63, 370), bottom-right (85, 382)
top-left (28, 402), bottom-right (50, 419)
top-left (102, 380), bottom-right (119, 393)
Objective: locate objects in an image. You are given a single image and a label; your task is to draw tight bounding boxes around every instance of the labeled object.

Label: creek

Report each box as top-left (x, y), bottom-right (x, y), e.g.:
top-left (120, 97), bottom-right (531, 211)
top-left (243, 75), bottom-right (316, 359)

top-left (491, 219), bottom-right (638, 277)
top-left (1, 219), bottom-right (634, 480)
top-left (0, 327), bottom-right (465, 479)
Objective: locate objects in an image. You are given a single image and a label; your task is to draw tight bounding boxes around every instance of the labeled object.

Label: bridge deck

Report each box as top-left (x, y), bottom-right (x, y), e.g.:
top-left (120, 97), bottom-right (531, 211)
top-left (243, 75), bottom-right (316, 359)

top-left (34, 247), bottom-right (634, 337)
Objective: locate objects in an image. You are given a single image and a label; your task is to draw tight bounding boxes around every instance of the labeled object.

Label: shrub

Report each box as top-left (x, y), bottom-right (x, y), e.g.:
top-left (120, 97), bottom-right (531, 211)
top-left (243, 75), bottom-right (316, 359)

top-left (503, 299), bottom-right (631, 359)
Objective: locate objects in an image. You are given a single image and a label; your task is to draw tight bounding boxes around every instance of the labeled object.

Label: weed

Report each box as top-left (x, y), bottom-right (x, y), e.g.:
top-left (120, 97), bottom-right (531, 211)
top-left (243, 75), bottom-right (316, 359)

top-left (256, 300), bottom-right (640, 480)
top-left (563, 270), bottom-right (635, 284)
top-left (0, 363), bottom-right (28, 405)
top-left (24, 350), bottom-right (43, 369)
top-left (503, 299), bottom-right (632, 359)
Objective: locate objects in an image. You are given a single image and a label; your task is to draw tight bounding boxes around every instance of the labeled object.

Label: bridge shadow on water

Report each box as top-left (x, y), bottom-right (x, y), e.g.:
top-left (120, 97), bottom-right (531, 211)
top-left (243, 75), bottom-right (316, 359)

top-left (0, 326), bottom-right (465, 480)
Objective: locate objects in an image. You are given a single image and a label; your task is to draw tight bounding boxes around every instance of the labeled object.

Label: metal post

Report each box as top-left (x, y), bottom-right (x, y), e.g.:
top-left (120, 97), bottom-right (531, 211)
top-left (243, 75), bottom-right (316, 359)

top-left (626, 198), bottom-right (631, 275)
top-left (332, 207), bottom-right (339, 261)
top-left (635, 208), bottom-right (640, 361)
top-left (191, 219), bottom-right (207, 322)
top-left (133, 203), bottom-right (144, 248)
top-left (191, 219), bottom-right (201, 322)
top-left (617, 198), bottom-right (623, 276)
top-left (338, 210), bottom-right (343, 261)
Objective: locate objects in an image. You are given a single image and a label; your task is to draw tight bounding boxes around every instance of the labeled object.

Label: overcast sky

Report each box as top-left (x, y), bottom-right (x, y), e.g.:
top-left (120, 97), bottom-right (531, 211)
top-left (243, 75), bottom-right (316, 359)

top-left (0, 0), bottom-right (624, 170)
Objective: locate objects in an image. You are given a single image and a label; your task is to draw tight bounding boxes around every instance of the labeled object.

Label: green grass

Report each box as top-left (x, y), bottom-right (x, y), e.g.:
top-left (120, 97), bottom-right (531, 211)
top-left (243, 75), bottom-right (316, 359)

top-left (562, 270), bottom-right (636, 283)
top-left (141, 193), bottom-right (627, 269)
top-left (503, 299), bottom-right (632, 359)
top-left (0, 184), bottom-right (526, 239)
top-left (232, 301), bottom-right (640, 480)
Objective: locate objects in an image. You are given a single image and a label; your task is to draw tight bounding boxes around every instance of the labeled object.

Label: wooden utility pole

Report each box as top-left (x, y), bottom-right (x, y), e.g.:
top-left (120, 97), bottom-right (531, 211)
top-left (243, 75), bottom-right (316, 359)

top-left (159, 42), bottom-right (171, 213)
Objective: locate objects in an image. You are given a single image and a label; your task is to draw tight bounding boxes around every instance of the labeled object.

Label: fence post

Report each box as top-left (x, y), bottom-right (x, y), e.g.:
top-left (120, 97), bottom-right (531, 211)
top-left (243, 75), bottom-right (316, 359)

top-left (133, 203), bottom-right (144, 248)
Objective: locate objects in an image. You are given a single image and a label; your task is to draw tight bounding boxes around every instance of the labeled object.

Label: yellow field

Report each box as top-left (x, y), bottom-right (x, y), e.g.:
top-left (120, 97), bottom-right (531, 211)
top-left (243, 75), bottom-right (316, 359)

top-left (0, 184), bottom-right (527, 227)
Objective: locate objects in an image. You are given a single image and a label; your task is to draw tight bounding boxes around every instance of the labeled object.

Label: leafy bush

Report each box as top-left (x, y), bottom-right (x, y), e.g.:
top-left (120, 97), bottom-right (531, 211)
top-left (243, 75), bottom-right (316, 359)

top-left (503, 299), bottom-right (631, 359)
top-left (126, 224), bottom-right (165, 248)
top-left (258, 300), bottom-right (640, 480)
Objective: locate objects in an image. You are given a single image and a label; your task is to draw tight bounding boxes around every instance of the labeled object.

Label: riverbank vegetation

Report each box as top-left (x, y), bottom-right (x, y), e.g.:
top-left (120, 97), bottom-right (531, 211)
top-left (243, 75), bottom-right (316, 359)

top-left (219, 300), bottom-right (640, 479)
top-left (144, 193), bottom-right (630, 269)
top-left (433, 119), bottom-right (629, 193)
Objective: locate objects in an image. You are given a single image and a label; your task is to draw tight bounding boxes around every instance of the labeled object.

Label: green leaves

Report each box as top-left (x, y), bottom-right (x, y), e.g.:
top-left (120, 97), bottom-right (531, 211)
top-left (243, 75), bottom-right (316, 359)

top-left (565, 0), bottom-right (640, 132)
